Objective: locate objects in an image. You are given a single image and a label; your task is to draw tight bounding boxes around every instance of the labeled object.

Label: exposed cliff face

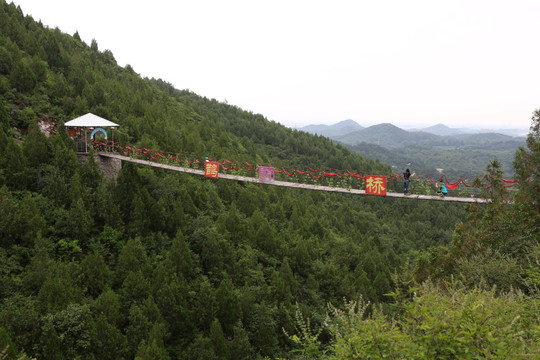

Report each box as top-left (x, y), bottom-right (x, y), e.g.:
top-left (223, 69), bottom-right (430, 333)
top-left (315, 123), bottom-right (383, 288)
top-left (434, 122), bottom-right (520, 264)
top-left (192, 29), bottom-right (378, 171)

top-left (38, 118), bottom-right (57, 137)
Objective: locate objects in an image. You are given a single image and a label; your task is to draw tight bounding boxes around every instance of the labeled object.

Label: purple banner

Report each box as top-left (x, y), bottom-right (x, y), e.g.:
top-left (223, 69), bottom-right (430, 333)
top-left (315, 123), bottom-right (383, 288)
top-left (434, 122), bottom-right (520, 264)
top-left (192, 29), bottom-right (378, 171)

top-left (258, 166), bottom-right (275, 184)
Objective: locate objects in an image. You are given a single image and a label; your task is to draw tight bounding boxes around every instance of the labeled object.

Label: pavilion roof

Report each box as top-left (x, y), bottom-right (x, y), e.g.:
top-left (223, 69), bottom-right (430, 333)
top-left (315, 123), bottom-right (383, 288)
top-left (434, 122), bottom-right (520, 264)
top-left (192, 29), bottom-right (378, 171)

top-left (64, 113), bottom-right (119, 127)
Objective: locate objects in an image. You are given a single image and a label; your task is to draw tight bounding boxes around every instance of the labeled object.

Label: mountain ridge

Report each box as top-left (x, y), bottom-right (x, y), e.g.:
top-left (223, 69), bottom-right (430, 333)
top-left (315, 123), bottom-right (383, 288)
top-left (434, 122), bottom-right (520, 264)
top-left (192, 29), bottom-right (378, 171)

top-left (300, 120), bottom-right (528, 138)
top-left (299, 119), bottom-right (364, 138)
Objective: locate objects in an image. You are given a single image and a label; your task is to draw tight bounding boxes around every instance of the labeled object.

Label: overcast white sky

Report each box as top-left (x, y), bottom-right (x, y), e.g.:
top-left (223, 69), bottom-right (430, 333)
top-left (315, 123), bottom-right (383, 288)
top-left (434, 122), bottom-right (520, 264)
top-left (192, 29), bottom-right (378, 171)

top-left (12, 0), bottom-right (540, 130)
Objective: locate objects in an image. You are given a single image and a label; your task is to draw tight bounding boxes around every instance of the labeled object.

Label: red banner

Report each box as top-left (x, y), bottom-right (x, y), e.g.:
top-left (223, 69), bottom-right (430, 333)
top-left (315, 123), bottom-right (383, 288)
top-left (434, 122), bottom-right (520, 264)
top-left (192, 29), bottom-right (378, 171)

top-left (205, 162), bottom-right (219, 178)
top-left (365, 175), bottom-right (387, 196)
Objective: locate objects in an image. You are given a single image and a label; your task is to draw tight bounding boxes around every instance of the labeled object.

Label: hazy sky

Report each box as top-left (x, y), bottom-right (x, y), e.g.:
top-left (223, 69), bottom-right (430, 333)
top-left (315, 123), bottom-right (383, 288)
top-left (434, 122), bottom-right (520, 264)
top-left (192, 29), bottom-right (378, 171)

top-left (12, 0), bottom-right (540, 130)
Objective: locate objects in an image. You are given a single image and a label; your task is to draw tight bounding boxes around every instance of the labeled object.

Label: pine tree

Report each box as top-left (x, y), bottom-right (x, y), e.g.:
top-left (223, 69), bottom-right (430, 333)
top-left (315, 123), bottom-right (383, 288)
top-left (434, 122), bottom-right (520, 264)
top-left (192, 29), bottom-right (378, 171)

top-left (209, 318), bottom-right (230, 360)
top-left (78, 252), bottom-right (110, 298)
top-left (67, 197), bottom-right (93, 245)
top-left (23, 120), bottom-right (51, 183)
top-left (126, 304), bottom-right (151, 359)
top-left (80, 148), bottom-right (103, 191)
top-left (230, 320), bottom-right (253, 360)
top-left (120, 271), bottom-right (150, 308)
top-left (37, 262), bottom-right (80, 313)
top-left (169, 230), bottom-right (193, 279)
top-left (128, 190), bottom-right (151, 237)
top-left (215, 278), bottom-right (239, 336)
top-left (116, 237), bottom-right (149, 284)
top-left (94, 314), bottom-right (127, 360)
top-left (514, 110), bottom-right (540, 213)
top-left (0, 128), bottom-right (28, 190)
top-left (10, 59), bottom-right (36, 92)
top-left (0, 98), bottom-right (9, 131)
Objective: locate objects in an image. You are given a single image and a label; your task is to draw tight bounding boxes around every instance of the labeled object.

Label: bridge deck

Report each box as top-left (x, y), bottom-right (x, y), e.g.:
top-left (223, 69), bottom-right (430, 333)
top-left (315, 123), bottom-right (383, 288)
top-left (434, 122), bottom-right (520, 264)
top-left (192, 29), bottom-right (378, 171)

top-left (99, 152), bottom-right (487, 204)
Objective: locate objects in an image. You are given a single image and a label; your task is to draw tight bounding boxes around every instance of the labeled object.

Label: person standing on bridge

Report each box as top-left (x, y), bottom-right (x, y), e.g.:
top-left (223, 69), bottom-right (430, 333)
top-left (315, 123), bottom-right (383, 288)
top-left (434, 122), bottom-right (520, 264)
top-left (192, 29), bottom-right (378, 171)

top-left (403, 168), bottom-right (415, 195)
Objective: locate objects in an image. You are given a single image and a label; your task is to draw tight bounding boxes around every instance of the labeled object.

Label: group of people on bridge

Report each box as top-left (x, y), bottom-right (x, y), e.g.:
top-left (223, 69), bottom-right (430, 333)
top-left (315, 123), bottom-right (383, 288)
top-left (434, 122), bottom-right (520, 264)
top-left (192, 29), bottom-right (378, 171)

top-left (403, 168), bottom-right (447, 197)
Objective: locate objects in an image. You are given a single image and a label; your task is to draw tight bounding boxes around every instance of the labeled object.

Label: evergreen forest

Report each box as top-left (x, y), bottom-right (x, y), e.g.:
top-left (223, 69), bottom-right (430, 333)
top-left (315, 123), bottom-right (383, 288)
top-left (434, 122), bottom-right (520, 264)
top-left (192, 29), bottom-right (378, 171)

top-left (0, 2), bottom-right (539, 359)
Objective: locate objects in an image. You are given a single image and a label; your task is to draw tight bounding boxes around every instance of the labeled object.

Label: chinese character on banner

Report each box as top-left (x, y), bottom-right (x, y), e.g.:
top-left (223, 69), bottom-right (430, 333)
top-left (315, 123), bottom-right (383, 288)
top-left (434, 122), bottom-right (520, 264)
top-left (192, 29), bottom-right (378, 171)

top-left (365, 175), bottom-right (387, 196)
top-left (258, 166), bottom-right (275, 184)
top-left (205, 162), bottom-right (219, 178)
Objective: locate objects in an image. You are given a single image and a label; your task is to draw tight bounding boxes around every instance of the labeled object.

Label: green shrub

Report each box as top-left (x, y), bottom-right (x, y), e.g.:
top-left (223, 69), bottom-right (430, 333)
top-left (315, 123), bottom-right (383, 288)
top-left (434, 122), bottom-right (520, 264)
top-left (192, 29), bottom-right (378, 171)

top-left (295, 282), bottom-right (540, 359)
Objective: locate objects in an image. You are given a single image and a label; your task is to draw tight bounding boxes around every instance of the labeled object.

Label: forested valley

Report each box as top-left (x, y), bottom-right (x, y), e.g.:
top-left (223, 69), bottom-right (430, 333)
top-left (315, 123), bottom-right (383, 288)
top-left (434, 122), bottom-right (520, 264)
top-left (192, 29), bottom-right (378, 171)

top-left (0, 1), bottom-right (539, 359)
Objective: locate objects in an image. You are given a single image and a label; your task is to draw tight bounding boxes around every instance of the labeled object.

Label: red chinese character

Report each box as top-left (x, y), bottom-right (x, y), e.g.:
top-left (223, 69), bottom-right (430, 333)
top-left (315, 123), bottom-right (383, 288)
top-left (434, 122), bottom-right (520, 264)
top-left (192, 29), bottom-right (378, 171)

top-left (205, 162), bottom-right (219, 178)
top-left (365, 175), bottom-right (387, 196)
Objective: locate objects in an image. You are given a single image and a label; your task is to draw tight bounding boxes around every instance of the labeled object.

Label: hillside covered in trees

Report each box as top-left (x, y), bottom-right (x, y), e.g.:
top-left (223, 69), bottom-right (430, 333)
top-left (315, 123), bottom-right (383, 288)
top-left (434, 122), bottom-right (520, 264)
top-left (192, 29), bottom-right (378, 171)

top-left (0, 1), bottom-right (538, 359)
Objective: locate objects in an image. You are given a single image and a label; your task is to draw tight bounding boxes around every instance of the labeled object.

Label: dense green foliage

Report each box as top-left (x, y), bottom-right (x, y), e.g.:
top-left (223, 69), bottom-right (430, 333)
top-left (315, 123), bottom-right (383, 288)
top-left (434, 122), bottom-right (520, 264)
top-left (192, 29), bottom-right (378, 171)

top-left (0, 1), bottom-right (538, 359)
top-left (315, 282), bottom-right (539, 359)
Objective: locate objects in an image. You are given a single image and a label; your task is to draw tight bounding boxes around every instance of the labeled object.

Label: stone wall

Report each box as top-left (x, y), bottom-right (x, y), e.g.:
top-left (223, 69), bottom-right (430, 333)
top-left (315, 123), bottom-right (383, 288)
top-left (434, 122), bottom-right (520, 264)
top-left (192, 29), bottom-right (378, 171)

top-left (76, 152), bottom-right (122, 178)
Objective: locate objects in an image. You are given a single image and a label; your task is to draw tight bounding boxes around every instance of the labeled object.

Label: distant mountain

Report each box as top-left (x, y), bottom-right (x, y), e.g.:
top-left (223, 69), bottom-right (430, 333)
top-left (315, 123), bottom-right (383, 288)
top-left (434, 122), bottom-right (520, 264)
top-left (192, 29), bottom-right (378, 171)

top-left (335, 123), bottom-right (440, 149)
top-left (419, 124), bottom-right (466, 136)
top-left (300, 120), bottom-right (524, 149)
top-left (417, 125), bottom-right (528, 137)
top-left (457, 128), bottom-right (529, 137)
top-left (301, 119), bottom-right (528, 139)
top-left (450, 133), bottom-right (525, 150)
top-left (300, 119), bottom-right (363, 138)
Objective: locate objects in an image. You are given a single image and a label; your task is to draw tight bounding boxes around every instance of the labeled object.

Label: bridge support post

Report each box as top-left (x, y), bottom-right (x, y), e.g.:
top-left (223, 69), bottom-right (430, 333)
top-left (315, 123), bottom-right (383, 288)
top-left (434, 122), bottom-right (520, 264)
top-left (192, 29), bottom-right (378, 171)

top-left (76, 152), bottom-right (122, 178)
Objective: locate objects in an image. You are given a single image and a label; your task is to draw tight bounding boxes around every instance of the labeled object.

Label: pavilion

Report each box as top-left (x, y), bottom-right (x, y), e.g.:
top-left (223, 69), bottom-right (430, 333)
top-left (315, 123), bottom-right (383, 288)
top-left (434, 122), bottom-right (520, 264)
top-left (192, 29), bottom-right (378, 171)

top-left (64, 113), bottom-right (119, 152)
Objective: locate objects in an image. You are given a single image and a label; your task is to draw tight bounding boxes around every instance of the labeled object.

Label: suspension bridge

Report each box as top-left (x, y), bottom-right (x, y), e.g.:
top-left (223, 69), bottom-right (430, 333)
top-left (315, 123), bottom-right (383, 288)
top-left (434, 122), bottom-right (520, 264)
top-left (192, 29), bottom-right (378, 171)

top-left (66, 113), bottom-right (506, 204)
top-left (96, 152), bottom-right (488, 204)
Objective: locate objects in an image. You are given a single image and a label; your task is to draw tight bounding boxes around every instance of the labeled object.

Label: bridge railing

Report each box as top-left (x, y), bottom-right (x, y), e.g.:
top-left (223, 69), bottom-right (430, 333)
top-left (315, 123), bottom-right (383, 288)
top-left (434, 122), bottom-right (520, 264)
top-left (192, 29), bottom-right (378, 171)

top-left (91, 140), bottom-right (519, 201)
